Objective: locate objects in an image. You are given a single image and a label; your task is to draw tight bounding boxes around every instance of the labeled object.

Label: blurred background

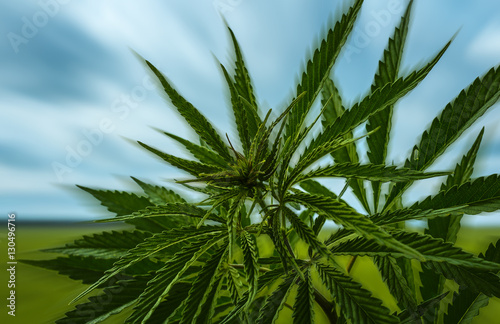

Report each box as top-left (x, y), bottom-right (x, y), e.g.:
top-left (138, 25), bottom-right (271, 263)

top-left (1, 1), bottom-right (500, 323)
top-left (1, 0), bottom-right (500, 224)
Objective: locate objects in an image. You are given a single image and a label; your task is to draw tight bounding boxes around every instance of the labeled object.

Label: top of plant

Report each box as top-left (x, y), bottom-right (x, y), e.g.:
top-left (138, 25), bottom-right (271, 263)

top-left (25, 1), bottom-right (500, 323)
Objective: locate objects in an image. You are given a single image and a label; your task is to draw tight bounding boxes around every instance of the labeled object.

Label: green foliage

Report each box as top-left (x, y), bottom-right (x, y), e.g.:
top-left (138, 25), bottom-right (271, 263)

top-left (316, 262), bottom-right (399, 324)
top-left (42, 230), bottom-right (153, 259)
top-left (443, 239), bottom-right (500, 324)
top-left (293, 267), bottom-right (315, 324)
top-left (26, 1), bottom-right (500, 323)
top-left (56, 277), bottom-right (149, 324)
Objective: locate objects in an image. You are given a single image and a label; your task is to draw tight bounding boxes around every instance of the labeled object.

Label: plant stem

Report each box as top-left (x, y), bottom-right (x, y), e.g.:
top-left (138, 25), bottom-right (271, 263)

top-left (283, 302), bottom-right (294, 311)
top-left (229, 263), bottom-right (271, 273)
top-left (314, 288), bottom-right (337, 324)
top-left (338, 179), bottom-right (351, 200)
top-left (346, 256), bottom-right (358, 273)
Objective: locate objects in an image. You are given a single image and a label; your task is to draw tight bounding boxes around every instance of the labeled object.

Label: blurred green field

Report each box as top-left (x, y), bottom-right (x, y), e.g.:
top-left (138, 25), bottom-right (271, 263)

top-left (1, 223), bottom-right (499, 324)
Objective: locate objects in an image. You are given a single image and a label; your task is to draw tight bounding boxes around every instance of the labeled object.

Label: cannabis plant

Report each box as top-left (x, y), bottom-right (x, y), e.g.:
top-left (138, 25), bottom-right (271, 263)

top-left (26, 0), bottom-right (500, 323)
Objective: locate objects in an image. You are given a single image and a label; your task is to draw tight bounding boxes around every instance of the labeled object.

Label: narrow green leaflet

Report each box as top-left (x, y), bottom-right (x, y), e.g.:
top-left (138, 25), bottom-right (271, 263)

top-left (258, 122), bottom-right (284, 181)
top-left (254, 96), bottom-right (297, 176)
top-left (140, 282), bottom-right (192, 324)
top-left (288, 209), bottom-right (314, 246)
top-left (371, 0), bottom-right (413, 89)
top-left (222, 269), bottom-right (282, 323)
top-left (398, 292), bottom-right (449, 324)
top-left (443, 290), bottom-right (489, 324)
top-left (419, 273), bottom-right (441, 324)
top-left (409, 67), bottom-right (500, 172)
top-left (267, 207), bottom-right (303, 276)
top-left (132, 177), bottom-right (186, 205)
top-left (425, 128), bottom-right (484, 242)
top-left (227, 266), bottom-right (243, 305)
top-left (386, 66), bottom-right (500, 210)
top-left (324, 228), bottom-right (355, 248)
top-left (252, 265), bottom-right (283, 285)
top-left (315, 262), bottom-right (399, 324)
top-left (220, 63), bottom-right (251, 155)
top-left (299, 179), bottom-right (339, 199)
top-left (295, 162), bottom-right (448, 184)
top-left (287, 192), bottom-right (424, 260)
top-left (423, 261), bottom-right (500, 297)
top-left (285, 0), bottom-right (364, 141)
top-left (77, 186), bottom-right (151, 216)
top-left (412, 174), bottom-right (500, 215)
top-left (138, 141), bottom-right (224, 177)
top-left (219, 292), bottom-right (249, 324)
top-left (256, 274), bottom-right (296, 324)
top-left (227, 26), bottom-right (258, 111)
top-left (370, 206), bottom-right (463, 226)
top-left (367, 0), bottom-right (414, 212)
top-left (250, 92), bottom-right (304, 166)
top-left (321, 77), bottom-right (345, 127)
top-left (78, 183), bottom-right (186, 231)
top-left (162, 131), bottom-right (229, 168)
top-left (126, 234), bottom-right (226, 323)
top-left (227, 191), bottom-right (247, 260)
top-left (293, 267), bottom-right (315, 324)
top-left (283, 207), bottom-right (334, 262)
top-left (373, 256), bottom-right (417, 313)
top-left (195, 276), bottom-right (225, 324)
top-left (24, 254), bottom-right (158, 287)
top-left (269, 207), bottom-right (290, 271)
top-left (397, 257), bottom-right (417, 305)
top-left (144, 59), bottom-right (232, 161)
top-left (22, 256), bottom-right (117, 284)
top-left (240, 231), bottom-right (259, 305)
top-left (43, 230), bottom-right (153, 259)
top-left (419, 128), bottom-right (484, 321)
top-left (443, 239), bottom-right (500, 324)
top-left (285, 128), bottom-right (379, 190)
top-left (322, 78), bottom-right (370, 213)
top-left (330, 230), bottom-right (500, 271)
top-left (55, 278), bottom-right (148, 324)
top-left (70, 226), bottom-right (224, 304)
top-left (180, 244), bottom-right (228, 323)
top-left (313, 38), bottom-right (452, 160)
top-left (95, 203), bottom-right (225, 224)
top-left (440, 128), bottom-right (484, 193)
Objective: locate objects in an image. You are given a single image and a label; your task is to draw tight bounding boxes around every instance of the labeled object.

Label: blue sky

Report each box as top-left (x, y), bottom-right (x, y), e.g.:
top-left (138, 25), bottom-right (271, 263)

top-left (1, 0), bottom-right (500, 225)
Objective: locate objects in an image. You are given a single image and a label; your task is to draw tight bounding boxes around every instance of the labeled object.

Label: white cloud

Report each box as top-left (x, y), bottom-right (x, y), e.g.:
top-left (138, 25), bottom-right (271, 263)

top-left (467, 21), bottom-right (500, 62)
